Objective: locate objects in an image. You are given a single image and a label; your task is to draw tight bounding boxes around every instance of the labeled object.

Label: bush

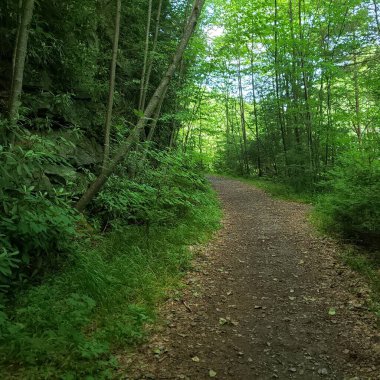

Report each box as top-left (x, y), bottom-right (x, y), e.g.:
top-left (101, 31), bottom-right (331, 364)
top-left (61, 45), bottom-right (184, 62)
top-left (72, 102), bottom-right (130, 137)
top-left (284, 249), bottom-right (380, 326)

top-left (0, 135), bottom-right (79, 289)
top-left (93, 150), bottom-right (210, 228)
top-left (314, 151), bottom-right (380, 245)
top-left (0, 162), bottom-right (220, 378)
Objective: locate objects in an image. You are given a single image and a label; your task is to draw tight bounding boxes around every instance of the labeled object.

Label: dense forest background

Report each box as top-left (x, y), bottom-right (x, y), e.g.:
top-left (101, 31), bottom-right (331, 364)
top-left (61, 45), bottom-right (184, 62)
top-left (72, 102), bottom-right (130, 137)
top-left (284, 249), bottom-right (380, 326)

top-left (183, 0), bottom-right (380, 243)
top-left (0, 0), bottom-right (379, 378)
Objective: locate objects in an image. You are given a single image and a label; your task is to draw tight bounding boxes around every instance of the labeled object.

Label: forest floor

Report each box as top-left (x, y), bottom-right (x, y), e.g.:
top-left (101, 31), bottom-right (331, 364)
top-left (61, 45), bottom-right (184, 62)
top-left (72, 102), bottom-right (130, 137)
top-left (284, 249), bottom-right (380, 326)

top-left (120, 176), bottom-right (380, 380)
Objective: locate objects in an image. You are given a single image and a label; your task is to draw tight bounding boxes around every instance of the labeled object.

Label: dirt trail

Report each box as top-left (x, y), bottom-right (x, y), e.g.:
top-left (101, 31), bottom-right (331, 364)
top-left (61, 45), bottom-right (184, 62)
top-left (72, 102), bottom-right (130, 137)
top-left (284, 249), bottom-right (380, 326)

top-left (123, 177), bottom-right (380, 379)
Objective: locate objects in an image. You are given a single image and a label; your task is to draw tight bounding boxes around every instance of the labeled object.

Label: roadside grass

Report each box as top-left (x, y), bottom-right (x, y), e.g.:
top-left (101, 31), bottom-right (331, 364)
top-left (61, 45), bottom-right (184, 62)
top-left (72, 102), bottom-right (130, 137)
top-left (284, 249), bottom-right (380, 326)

top-left (0, 188), bottom-right (221, 379)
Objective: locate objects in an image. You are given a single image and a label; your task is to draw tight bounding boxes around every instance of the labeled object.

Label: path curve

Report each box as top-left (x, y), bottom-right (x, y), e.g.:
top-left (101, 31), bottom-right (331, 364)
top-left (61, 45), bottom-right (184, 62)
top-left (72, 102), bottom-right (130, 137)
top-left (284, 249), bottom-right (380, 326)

top-left (124, 177), bottom-right (379, 380)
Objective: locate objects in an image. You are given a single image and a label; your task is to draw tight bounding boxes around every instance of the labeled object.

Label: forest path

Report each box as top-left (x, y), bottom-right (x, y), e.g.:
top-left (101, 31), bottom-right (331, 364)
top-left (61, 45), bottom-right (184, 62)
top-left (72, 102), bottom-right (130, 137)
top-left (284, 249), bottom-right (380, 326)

top-left (123, 177), bottom-right (379, 380)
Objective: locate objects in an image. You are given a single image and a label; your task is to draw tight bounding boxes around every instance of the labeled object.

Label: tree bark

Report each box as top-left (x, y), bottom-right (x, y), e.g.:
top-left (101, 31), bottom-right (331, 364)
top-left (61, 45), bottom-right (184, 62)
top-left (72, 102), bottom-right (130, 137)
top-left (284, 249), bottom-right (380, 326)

top-left (103, 0), bottom-right (122, 167)
top-left (139, 0), bottom-right (153, 111)
top-left (250, 47), bottom-right (262, 177)
top-left (353, 50), bottom-right (362, 143)
top-left (76, 0), bottom-right (206, 212)
top-left (237, 58), bottom-right (249, 175)
top-left (8, 0), bottom-right (35, 127)
top-left (146, 86), bottom-right (168, 143)
top-left (274, 0), bottom-right (288, 174)
top-left (183, 85), bottom-right (206, 150)
top-left (288, 0), bottom-right (301, 146)
top-left (12, 0), bottom-right (23, 82)
top-left (298, 0), bottom-right (314, 173)
top-left (373, 0), bottom-right (380, 35)
top-left (141, 0), bottom-right (163, 111)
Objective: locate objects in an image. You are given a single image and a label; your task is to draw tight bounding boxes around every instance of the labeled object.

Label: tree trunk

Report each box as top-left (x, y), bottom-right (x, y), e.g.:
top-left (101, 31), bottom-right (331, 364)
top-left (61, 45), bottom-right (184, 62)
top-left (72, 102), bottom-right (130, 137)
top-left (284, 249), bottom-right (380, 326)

top-left (250, 48), bottom-right (262, 177)
top-left (139, 0), bottom-right (153, 111)
top-left (146, 86), bottom-right (168, 143)
top-left (288, 0), bottom-right (301, 146)
top-left (103, 0), bottom-right (121, 167)
top-left (353, 51), bottom-right (362, 143)
top-left (76, 0), bottom-right (206, 212)
top-left (237, 58), bottom-right (249, 175)
top-left (183, 85), bottom-right (206, 151)
top-left (298, 0), bottom-right (314, 173)
top-left (141, 0), bottom-right (163, 111)
top-left (8, 0), bottom-right (35, 127)
top-left (325, 76), bottom-right (332, 166)
top-left (274, 0), bottom-right (288, 174)
top-left (373, 0), bottom-right (380, 35)
top-left (232, 98), bottom-right (245, 174)
top-left (12, 0), bottom-right (23, 82)
top-left (224, 77), bottom-right (231, 149)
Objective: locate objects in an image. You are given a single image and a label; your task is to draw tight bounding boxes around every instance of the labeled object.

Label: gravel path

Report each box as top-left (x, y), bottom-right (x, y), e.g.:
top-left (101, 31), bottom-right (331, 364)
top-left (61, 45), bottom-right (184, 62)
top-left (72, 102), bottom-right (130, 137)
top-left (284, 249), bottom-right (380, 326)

top-left (122, 177), bottom-right (379, 380)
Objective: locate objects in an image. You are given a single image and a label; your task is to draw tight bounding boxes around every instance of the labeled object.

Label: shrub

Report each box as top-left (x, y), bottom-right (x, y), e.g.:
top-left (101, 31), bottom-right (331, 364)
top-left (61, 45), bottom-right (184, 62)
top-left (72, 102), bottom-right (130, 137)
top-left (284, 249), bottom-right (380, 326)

top-left (0, 169), bottom-right (220, 379)
top-left (93, 150), bottom-right (210, 228)
top-left (314, 151), bottom-right (380, 245)
top-left (0, 135), bottom-right (79, 289)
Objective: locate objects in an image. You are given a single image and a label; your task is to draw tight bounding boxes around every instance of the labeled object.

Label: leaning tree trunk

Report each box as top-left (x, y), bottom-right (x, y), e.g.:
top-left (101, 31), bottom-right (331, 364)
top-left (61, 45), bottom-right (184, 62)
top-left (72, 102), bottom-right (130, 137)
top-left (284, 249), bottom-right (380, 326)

top-left (8, 0), bottom-right (35, 127)
top-left (76, 0), bottom-right (206, 212)
top-left (103, 0), bottom-right (122, 167)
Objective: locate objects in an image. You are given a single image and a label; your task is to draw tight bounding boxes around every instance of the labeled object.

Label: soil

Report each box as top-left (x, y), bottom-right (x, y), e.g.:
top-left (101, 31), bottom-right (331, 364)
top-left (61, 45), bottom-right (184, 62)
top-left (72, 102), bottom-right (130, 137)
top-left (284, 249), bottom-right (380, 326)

top-left (120, 176), bottom-right (380, 380)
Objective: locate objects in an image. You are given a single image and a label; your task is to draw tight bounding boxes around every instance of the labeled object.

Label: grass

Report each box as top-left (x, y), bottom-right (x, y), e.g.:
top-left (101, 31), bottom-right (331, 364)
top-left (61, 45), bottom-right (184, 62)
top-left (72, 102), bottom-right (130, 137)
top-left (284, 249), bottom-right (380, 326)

top-left (0, 187), bottom-right (221, 379)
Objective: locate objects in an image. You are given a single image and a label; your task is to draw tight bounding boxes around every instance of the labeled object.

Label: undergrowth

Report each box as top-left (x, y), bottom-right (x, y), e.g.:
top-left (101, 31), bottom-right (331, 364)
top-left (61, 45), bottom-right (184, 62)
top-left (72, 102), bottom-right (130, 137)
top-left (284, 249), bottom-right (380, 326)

top-left (0, 195), bottom-right (220, 379)
top-left (313, 151), bottom-right (380, 247)
top-left (0, 152), bottom-right (221, 379)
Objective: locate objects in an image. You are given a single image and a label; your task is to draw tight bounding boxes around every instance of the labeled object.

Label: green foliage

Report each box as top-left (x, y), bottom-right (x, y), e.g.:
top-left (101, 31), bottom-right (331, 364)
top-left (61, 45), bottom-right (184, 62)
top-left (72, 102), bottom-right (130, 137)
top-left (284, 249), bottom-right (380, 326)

top-left (0, 159), bottom-right (221, 378)
top-left (0, 134), bottom-right (79, 289)
top-left (232, 175), bottom-right (315, 204)
top-left (94, 150), bottom-right (210, 228)
top-left (314, 152), bottom-right (380, 245)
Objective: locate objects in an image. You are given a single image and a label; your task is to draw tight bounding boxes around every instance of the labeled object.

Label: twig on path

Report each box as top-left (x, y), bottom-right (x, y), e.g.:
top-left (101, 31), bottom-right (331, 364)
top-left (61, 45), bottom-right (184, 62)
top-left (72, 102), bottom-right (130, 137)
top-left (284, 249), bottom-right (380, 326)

top-left (182, 300), bottom-right (192, 312)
